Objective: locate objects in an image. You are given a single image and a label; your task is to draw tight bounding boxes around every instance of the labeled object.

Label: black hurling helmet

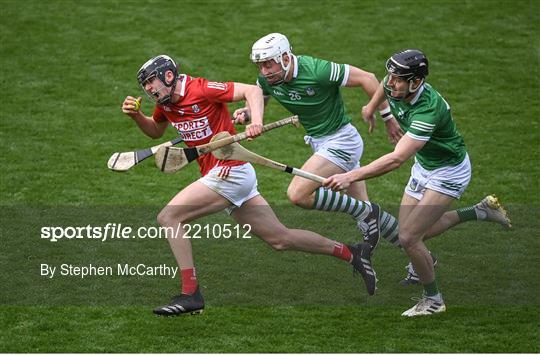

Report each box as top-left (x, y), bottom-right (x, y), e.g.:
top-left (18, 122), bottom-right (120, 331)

top-left (385, 49), bottom-right (429, 101)
top-left (137, 55), bottom-right (178, 105)
top-left (386, 49), bottom-right (429, 82)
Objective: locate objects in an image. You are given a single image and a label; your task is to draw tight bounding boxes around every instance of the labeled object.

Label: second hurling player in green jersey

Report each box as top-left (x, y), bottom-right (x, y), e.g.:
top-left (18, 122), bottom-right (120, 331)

top-left (257, 55), bottom-right (351, 138)
top-left (324, 49), bottom-right (511, 317)
top-left (383, 77), bottom-right (467, 170)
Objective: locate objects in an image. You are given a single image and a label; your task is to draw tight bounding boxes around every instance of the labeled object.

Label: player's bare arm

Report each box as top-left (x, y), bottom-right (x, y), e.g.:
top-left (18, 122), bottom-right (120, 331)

top-left (232, 95), bottom-right (271, 125)
top-left (356, 80), bottom-right (401, 142)
top-left (345, 66), bottom-right (395, 134)
top-left (232, 83), bottom-right (264, 138)
top-left (383, 116), bottom-right (403, 144)
top-left (364, 81), bottom-right (404, 143)
top-left (121, 95), bottom-right (168, 139)
top-left (344, 67), bottom-right (378, 133)
top-left (345, 66), bottom-right (380, 93)
top-left (324, 134), bottom-right (425, 191)
top-left (359, 80), bottom-right (384, 131)
top-left (362, 82), bottom-right (387, 118)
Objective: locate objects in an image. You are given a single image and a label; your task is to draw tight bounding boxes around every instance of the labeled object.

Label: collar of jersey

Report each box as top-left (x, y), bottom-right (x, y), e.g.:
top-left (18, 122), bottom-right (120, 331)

top-left (178, 74), bottom-right (188, 97)
top-left (409, 84), bottom-right (425, 105)
top-left (291, 54), bottom-right (299, 79)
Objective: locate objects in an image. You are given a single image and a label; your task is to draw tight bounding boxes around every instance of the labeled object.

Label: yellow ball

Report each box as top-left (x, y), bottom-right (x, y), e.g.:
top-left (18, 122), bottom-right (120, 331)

top-left (133, 99), bottom-right (141, 111)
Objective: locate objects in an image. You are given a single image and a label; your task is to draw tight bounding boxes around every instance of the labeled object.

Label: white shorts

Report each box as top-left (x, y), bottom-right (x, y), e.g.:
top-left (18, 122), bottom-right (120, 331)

top-left (304, 123), bottom-right (363, 172)
top-left (405, 154), bottom-right (472, 200)
top-left (199, 163), bottom-right (260, 210)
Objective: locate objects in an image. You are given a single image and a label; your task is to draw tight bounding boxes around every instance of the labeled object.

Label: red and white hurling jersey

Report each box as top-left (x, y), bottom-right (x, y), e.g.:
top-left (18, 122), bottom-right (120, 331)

top-left (153, 75), bottom-right (246, 176)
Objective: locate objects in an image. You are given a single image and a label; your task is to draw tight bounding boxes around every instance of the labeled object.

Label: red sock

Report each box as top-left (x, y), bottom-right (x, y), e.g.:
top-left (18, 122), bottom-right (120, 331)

top-left (181, 268), bottom-right (198, 295)
top-left (333, 242), bottom-right (353, 263)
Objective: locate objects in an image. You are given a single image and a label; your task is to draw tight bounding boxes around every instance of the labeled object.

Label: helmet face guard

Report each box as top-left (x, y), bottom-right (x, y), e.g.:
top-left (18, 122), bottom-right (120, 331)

top-left (383, 74), bottom-right (424, 101)
top-left (384, 49), bottom-right (428, 101)
top-left (250, 33), bottom-right (292, 85)
top-left (254, 62), bottom-right (287, 85)
top-left (137, 55), bottom-right (179, 104)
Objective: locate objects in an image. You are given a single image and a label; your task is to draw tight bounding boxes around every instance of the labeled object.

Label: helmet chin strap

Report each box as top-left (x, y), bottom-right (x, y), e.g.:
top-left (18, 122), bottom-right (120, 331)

top-left (158, 75), bottom-right (179, 105)
top-left (408, 78), bottom-right (424, 93)
top-left (280, 53), bottom-right (292, 79)
top-left (398, 79), bottom-right (424, 100)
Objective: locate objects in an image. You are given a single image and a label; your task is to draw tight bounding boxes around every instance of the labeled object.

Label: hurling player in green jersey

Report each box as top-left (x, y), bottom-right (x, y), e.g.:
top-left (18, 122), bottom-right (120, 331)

top-left (235, 33), bottom-right (401, 205)
top-left (233, 34), bottom-right (414, 294)
top-left (324, 49), bottom-right (511, 316)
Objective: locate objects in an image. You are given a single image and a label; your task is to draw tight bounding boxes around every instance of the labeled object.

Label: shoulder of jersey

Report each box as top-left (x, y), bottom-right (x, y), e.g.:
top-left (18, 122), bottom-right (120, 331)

top-left (421, 84), bottom-right (438, 104)
top-left (257, 73), bottom-right (269, 86)
top-left (183, 75), bottom-right (202, 91)
top-left (297, 55), bottom-right (319, 77)
top-left (412, 84), bottom-right (439, 113)
top-left (297, 54), bottom-right (316, 67)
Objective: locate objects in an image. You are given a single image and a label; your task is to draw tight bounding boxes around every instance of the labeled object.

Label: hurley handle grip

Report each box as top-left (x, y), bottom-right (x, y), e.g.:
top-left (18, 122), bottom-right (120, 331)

top-left (198, 115), bottom-right (299, 154)
top-left (291, 168), bottom-right (326, 184)
top-left (231, 115), bottom-right (299, 143)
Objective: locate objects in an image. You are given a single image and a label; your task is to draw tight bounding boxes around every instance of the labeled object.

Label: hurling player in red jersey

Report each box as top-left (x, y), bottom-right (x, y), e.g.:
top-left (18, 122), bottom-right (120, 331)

top-left (121, 55), bottom-right (376, 316)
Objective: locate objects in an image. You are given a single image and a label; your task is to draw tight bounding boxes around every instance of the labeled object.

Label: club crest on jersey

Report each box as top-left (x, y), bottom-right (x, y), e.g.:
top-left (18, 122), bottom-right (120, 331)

top-left (192, 104), bottom-right (200, 113)
top-left (397, 108), bottom-right (405, 119)
top-left (305, 87), bottom-right (315, 96)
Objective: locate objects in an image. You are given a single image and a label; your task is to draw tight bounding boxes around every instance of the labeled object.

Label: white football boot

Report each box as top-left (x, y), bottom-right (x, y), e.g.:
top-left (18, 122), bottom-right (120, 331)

top-left (402, 296), bottom-right (446, 317)
top-left (475, 195), bottom-right (511, 228)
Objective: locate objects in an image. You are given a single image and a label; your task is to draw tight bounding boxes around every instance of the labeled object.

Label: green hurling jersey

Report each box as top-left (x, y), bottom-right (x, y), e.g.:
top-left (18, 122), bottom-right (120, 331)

top-left (257, 55), bottom-right (351, 137)
top-left (385, 82), bottom-right (467, 170)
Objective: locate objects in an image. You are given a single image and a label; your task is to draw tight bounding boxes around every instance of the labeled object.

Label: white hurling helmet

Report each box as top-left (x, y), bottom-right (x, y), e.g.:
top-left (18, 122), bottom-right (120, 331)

top-left (250, 33), bottom-right (292, 84)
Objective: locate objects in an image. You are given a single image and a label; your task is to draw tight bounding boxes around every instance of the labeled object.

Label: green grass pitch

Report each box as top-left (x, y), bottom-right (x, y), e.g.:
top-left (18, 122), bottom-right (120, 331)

top-left (1, 0), bottom-right (539, 352)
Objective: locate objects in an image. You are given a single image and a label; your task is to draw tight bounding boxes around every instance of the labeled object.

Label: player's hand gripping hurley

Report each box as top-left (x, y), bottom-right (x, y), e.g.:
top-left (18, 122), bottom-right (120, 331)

top-left (155, 115), bottom-right (299, 173)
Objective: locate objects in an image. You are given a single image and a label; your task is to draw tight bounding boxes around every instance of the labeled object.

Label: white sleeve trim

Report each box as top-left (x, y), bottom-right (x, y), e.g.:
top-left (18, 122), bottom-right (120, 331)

top-left (406, 131), bottom-right (430, 141)
top-left (411, 120), bottom-right (435, 128)
top-left (340, 64), bottom-right (350, 87)
top-left (329, 62), bottom-right (341, 82)
top-left (410, 126), bottom-right (434, 133)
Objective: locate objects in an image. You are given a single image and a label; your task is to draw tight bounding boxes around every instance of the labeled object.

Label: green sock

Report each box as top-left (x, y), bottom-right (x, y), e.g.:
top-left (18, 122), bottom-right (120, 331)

top-left (312, 187), bottom-right (370, 220)
top-left (423, 279), bottom-right (439, 297)
top-left (456, 206), bottom-right (477, 222)
top-left (380, 210), bottom-right (400, 247)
